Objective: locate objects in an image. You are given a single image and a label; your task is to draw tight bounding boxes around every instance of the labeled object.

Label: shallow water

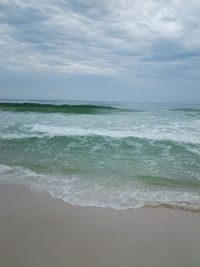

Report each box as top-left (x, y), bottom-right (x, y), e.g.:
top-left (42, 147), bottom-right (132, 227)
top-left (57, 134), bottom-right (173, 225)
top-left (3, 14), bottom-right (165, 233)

top-left (0, 100), bottom-right (200, 210)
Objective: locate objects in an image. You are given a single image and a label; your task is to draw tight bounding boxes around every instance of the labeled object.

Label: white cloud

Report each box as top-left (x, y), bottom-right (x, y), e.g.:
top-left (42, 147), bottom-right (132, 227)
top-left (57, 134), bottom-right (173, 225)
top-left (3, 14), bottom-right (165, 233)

top-left (0, 0), bottom-right (200, 77)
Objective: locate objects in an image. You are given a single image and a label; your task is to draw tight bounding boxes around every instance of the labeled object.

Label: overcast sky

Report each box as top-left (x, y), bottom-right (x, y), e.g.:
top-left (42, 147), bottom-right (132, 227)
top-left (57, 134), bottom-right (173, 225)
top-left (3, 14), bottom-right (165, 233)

top-left (0, 0), bottom-right (200, 103)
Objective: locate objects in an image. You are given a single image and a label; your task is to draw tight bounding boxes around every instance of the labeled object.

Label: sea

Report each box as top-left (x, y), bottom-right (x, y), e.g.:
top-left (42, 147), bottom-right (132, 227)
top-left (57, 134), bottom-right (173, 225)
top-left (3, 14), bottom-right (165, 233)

top-left (0, 100), bottom-right (200, 211)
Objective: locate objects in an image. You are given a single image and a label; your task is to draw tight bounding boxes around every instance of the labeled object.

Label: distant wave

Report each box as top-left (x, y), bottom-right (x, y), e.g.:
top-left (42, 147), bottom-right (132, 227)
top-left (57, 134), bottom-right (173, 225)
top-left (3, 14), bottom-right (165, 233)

top-left (172, 108), bottom-right (200, 113)
top-left (0, 102), bottom-right (120, 114)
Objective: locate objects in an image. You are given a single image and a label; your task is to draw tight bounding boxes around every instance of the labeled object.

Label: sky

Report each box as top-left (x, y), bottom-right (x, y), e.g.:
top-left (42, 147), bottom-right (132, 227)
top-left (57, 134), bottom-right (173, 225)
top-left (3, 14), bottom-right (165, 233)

top-left (0, 0), bottom-right (200, 103)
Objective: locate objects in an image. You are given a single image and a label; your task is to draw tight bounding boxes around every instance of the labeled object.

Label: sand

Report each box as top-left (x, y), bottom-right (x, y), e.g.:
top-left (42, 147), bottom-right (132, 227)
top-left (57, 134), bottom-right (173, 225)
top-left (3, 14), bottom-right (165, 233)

top-left (0, 183), bottom-right (200, 267)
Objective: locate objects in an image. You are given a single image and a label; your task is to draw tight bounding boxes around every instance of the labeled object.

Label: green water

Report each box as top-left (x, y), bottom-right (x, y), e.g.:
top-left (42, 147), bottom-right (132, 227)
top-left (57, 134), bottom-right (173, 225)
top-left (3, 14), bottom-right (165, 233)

top-left (0, 101), bottom-right (200, 210)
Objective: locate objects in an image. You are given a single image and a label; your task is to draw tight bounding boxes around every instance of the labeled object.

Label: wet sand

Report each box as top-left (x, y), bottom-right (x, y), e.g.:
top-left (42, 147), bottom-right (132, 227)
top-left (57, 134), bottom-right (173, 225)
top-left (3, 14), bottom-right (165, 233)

top-left (0, 183), bottom-right (200, 267)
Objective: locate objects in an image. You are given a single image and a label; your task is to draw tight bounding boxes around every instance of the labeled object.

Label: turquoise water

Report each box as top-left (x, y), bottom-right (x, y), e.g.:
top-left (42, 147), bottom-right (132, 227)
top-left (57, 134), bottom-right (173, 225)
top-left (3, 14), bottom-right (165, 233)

top-left (0, 101), bottom-right (200, 210)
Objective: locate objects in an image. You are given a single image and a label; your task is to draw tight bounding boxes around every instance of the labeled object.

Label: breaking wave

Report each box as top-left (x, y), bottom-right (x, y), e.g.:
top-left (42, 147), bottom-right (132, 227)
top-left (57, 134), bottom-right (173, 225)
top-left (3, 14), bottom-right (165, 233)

top-left (0, 102), bottom-right (121, 114)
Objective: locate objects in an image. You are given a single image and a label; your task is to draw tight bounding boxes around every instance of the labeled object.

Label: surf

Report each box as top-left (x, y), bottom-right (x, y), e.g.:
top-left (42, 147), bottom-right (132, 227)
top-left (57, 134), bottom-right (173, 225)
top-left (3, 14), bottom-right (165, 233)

top-left (0, 102), bottom-right (119, 114)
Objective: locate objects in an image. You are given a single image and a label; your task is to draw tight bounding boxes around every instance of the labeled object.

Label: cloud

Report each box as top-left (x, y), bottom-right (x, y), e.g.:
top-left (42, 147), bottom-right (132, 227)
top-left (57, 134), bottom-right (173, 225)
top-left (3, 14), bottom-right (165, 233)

top-left (0, 0), bottom-right (200, 77)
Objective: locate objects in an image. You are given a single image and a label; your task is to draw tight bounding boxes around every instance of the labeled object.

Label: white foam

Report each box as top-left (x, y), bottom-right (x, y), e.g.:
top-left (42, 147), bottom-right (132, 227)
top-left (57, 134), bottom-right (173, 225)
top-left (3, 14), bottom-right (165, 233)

top-left (29, 124), bottom-right (200, 145)
top-left (0, 164), bottom-right (200, 211)
top-left (0, 164), bottom-right (13, 173)
top-left (182, 145), bottom-right (200, 156)
top-left (1, 107), bottom-right (200, 145)
top-left (0, 133), bottom-right (40, 140)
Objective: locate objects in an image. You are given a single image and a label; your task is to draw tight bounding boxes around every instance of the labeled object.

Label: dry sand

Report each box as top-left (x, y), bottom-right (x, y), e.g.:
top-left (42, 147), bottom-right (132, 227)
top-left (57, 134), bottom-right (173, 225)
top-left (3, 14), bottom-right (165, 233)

top-left (0, 183), bottom-right (200, 267)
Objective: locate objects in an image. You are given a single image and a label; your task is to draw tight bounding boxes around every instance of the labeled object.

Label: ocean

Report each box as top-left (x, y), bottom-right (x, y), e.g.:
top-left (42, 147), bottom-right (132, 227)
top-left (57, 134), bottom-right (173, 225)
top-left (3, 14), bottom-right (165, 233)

top-left (0, 100), bottom-right (200, 211)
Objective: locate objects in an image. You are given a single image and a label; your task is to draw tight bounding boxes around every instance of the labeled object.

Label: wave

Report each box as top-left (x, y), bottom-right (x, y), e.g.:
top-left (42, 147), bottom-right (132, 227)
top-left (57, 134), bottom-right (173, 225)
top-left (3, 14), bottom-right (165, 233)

top-left (29, 124), bottom-right (200, 145)
top-left (172, 108), bottom-right (200, 113)
top-left (0, 102), bottom-right (120, 114)
top-left (0, 123), bottom-right (200, 145)
top-left (0, 163), bottom-right (200, 212)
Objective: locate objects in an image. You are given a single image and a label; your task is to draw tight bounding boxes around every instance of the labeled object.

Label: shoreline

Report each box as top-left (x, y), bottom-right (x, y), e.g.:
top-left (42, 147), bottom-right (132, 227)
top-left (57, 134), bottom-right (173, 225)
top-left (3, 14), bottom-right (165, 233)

top-left (1, 180), bottom-right (200, 213)
top-left (0, 183), bottom-right (200, 267)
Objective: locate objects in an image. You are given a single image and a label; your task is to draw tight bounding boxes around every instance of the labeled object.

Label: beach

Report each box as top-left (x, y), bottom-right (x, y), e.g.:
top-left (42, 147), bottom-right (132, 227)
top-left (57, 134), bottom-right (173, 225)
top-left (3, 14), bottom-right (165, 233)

top-left (1, 0), bottom-right (200, 265)
top-left (0, 183), bottom-right (200, 267)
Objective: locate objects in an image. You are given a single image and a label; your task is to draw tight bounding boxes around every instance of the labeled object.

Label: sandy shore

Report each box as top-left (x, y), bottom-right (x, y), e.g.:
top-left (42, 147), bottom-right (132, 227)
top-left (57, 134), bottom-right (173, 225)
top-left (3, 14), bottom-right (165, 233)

top-left (0, 183), bottom-right (200, 267)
